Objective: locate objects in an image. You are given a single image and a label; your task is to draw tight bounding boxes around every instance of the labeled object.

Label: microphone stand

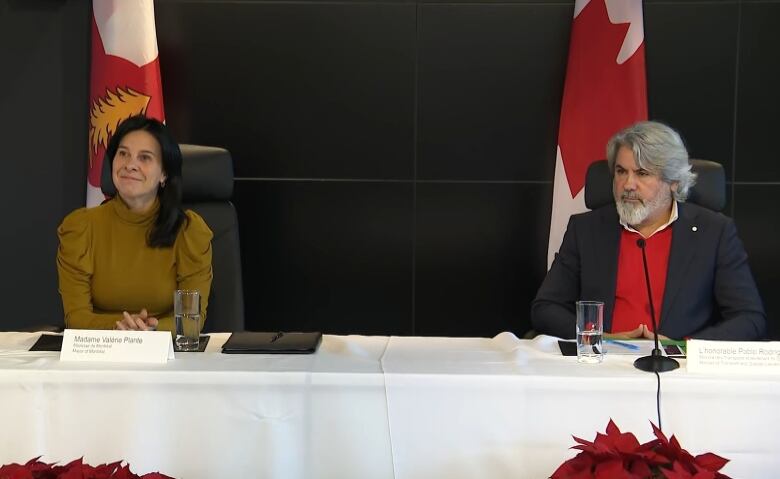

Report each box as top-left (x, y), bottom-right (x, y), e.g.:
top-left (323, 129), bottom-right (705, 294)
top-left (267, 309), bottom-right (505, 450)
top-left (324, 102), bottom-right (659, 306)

top-left (633, 238), bottom-right (679, 373)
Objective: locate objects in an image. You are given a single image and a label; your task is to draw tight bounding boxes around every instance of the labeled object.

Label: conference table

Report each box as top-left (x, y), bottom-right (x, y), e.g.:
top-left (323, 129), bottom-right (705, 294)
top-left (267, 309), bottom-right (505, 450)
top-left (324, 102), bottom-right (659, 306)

top-left (0, 332), bottom-right (778, 478)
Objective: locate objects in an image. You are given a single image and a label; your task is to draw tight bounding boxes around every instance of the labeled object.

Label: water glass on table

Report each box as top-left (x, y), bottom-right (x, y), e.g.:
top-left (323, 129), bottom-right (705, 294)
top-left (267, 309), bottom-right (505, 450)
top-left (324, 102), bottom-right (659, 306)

top-left (576, 300), bottom-right (604, 363)
top-left (174, 289), bottom-right (200, 351)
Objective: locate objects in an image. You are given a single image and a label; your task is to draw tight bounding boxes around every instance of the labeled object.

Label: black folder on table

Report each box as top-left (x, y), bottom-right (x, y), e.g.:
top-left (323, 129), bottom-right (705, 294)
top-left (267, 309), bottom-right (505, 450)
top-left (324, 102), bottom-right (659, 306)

top-left (221, 331), bottom-right (322, 354)
top-left (558, 340), bottom-right (577, 356)
top-left (30, 334), bottom-right (64, 351)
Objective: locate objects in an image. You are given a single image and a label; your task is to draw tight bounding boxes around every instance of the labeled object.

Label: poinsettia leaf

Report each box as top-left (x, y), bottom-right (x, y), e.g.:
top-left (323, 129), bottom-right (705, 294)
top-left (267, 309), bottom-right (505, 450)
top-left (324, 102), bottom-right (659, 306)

top-left (28, 459), bottom-right (55, 473)
top-left (81, 465), bottom-right (99, 479)
top-left (561, 472), bottom-right (595, 479)
top-left (113, 463), bottom-right (141, 479)
top-left (551, 454), bottom-right (593, 479)
top-left (590, 432), bottom-right (617, 455)
top-left (573, 435), bottom-right (596, 447)
top-left (557, 468), bottom-right (597, 479)
top-left (0, 464), bottom-right (35, 479)
top-left (59, 464), bottom-right (88, 479)
top-left (571, 445), bottom-right (594, 452)
top-left (606, 419), bottom-right (621, 436)
top-left (573, 443), bottom-right (602, 456)
top-left (651, 422), bottom-right (669, 444)
top-left (94, 461), bottom-right (122, 473)
top-left (674, 461), bottom-right (694, 474)
top-left (613, 433), bottom-right (641, 454)
top-left (87, 463), bottom-right (114, 479)
top-left (669, 435), bottom-right (683, 452)
top-left (694, 453), bottom-right (729, 471)
top-left (660, 467), bottom-right (690, 479)
top-left (627, 458), bottom-right (652, 477)
top-left (140, 473), bottom-right (176, 479)
top-left (593, 432), bottom-right (609, 446)
top-left (640, 449), bottom-right (674, 466)
top-left (594, 458), bottom-right (633, 479)
top-left (637, 439), bottom-right (661, 452)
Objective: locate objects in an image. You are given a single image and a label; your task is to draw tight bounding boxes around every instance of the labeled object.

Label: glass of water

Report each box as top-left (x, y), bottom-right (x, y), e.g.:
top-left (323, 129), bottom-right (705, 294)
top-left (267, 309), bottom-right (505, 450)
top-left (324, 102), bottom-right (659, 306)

top-left (576, 300), bottom-right (604, 363)
top-left (174, 289), bottom-right (201, 351)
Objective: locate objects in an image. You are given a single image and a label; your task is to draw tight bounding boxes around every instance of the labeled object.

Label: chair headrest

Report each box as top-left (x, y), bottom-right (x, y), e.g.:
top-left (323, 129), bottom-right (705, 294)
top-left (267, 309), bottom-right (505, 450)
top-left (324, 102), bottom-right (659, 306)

top-left (101, 144), bottom-right (234, 201)
top-left (584, 159), bottom-right (726, 212)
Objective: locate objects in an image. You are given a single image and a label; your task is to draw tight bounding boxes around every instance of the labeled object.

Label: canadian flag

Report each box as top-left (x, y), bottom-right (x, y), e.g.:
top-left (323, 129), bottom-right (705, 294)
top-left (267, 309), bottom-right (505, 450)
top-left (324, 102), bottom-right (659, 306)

top-left (86, 0), bottom-right (165, 207)
top-left (546, 0), bottom-right (647, 267)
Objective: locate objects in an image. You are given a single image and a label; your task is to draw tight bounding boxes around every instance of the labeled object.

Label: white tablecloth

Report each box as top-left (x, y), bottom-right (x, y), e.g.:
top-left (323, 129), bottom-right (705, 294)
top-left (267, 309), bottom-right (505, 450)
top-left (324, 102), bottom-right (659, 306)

top-left (0, 333), bottom-right (394, 478)
top-left (1, 332), bottom-right (778, 478)
top-left (381, 333), bottom-right (780, 478)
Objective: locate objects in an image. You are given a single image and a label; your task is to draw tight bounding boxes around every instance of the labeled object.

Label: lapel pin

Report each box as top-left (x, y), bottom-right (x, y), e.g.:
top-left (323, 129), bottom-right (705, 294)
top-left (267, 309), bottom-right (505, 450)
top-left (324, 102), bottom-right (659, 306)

top-left (692, 226), bottom-right (698, 232)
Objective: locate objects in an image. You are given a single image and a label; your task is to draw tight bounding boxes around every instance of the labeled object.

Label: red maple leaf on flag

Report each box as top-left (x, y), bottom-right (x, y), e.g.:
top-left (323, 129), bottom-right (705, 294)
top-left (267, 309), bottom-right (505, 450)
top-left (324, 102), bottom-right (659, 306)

top-left (558, 0), bottom-right (647, 197)
top-left (546, 0), bottom-right (647, 267)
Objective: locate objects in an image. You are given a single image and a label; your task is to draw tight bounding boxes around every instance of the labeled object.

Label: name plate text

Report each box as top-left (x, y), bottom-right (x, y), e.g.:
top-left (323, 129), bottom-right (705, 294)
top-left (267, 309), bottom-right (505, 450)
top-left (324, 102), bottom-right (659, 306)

top-left (60, 329), bottom-right (174, 364)
top-left (687, 339), bottom-right (780, 374)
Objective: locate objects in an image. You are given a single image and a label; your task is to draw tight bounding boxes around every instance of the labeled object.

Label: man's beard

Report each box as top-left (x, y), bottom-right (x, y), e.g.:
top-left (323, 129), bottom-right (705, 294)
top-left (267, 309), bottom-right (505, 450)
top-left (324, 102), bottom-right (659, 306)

top-left (614, 190), bottom-right (669, 227)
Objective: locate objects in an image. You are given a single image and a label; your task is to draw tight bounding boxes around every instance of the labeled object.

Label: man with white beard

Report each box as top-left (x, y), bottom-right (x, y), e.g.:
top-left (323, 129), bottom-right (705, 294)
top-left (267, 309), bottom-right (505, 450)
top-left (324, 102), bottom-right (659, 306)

top-left (531, 121), bottom-right (765, 340)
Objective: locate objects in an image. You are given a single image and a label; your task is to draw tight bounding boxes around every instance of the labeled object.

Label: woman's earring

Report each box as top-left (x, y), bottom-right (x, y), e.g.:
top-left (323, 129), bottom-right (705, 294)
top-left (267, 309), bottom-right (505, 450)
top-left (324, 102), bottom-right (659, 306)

top-left (160, 180), bottom-right (166, 188)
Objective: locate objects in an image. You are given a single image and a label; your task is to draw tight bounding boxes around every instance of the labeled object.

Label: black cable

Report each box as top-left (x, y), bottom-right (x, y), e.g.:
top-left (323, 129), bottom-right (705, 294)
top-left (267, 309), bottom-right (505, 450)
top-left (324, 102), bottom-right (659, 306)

top-left (655, 371), bottom-right (662, 431)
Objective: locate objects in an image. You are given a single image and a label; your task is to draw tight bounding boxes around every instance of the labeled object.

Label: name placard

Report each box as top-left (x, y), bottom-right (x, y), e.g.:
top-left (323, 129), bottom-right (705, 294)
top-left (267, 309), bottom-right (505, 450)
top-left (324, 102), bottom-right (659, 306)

top-left (60, 329), bottom-right (174, 364)
top-left (687, 339), bottom-right (780, 374)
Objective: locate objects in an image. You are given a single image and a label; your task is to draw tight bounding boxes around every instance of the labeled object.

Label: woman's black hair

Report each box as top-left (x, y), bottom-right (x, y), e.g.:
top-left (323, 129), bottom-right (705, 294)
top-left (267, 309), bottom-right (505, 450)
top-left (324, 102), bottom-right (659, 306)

top-left (105, 115), bottom-right (186, 247)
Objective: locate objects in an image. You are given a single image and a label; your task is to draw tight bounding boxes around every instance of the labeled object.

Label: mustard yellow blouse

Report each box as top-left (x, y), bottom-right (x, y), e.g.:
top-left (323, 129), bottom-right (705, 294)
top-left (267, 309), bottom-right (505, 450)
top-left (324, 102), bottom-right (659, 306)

top-left (56, 197), bottom-right (213, 332)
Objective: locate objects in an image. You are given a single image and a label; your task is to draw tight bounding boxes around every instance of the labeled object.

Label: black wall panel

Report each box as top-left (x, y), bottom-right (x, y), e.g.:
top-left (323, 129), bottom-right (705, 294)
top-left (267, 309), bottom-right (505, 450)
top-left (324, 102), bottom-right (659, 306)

top-left (735, 2), bottom-right (780, 182)
top-left (734, 185), bottom-right (780, 340)
top-left (415, 183), bottom-right (552, 336)
top-left (645, 2), bottom-right (738, 193)
top-left (156, 2), bottom-right (416, 180)
top-left (3, 0), bottom-right (779, 339)
top-left (234, 180), bottom-right (414, 335)
top-left (417, 4), bottom-right (570, 181)
top-left (0, 0), bottom-right (88, 330)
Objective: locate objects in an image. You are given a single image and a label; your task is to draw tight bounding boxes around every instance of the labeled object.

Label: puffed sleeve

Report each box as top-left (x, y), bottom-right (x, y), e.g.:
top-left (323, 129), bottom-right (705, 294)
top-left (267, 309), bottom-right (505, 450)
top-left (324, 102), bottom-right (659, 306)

top-left (57, 208), bottom-right (121, 329)
top-left (157, 210), bottom-right (213, 333)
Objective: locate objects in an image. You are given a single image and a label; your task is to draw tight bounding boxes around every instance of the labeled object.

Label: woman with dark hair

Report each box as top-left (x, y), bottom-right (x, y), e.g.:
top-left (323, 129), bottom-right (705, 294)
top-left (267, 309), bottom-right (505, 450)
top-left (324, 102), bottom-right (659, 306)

top-left (57, 115), bottom-right (213, 332)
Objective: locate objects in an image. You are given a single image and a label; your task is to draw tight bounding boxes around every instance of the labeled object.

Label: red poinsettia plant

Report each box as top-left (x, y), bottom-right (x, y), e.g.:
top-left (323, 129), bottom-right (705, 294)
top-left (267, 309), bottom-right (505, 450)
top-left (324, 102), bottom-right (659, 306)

top-left (552, 420), bottom-right (731, 479)
top-left (0, 457), bottom-right (174, 479)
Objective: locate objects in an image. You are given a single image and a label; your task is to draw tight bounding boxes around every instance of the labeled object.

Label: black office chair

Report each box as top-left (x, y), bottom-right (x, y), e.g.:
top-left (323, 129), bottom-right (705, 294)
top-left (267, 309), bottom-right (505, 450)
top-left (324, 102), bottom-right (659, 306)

top-left (102, 144), bottom-right (245, 332)
top-left (584, 159), bottom-right (726, 211)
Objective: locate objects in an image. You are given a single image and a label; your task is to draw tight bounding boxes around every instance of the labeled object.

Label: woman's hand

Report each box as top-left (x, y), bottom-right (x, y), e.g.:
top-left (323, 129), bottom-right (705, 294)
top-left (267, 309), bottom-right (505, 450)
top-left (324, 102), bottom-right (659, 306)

top-left (115, 308), bottom-right (159, 331)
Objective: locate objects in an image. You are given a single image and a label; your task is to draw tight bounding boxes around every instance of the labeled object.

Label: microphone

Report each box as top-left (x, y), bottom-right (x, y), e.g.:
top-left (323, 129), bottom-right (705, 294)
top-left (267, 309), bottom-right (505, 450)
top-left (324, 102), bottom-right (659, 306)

top-left (633, 238), bottom-right (679, 373)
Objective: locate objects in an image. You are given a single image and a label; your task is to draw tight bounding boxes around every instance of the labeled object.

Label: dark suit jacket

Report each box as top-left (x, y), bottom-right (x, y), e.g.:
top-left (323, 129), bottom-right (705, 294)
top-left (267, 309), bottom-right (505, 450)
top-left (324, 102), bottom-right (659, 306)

top-left (531, 202), bottom-right (766, 340)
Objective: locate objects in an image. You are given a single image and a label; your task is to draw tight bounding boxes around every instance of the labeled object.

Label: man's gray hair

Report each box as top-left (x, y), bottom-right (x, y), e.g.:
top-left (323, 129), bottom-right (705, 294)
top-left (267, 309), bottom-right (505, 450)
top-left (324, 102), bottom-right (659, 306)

top-left (606, 121), bottom-right (697, 202)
